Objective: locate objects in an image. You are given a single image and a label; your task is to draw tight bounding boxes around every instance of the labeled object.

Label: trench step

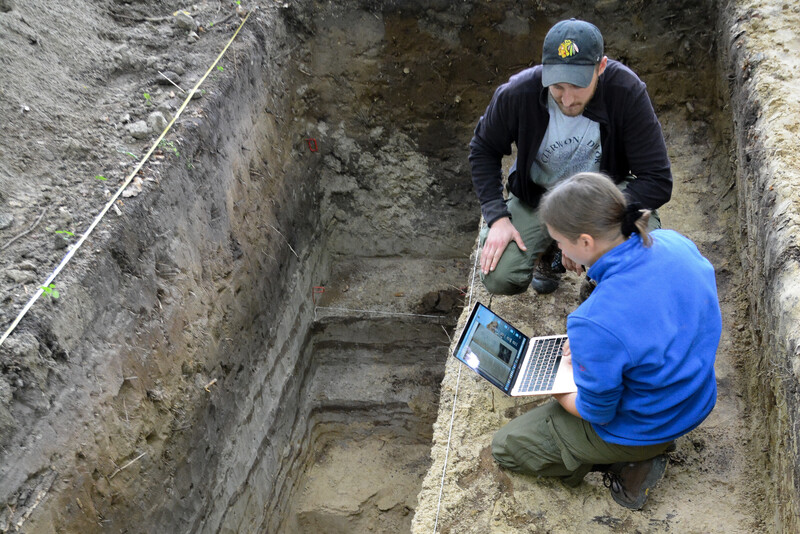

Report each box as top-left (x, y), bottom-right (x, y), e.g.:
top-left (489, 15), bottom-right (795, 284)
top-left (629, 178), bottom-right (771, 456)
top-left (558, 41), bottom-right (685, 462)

top-left (315, 256), bottom-right (471, 317)
top-left (308, 348), bottom-right (444, 407)
top-left (310, 314), bottom-right (453, 348)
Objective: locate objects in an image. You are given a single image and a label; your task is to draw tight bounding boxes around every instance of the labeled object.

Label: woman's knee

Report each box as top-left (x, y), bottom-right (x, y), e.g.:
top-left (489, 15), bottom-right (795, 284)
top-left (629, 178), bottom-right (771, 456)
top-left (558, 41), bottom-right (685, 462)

top-left (491, 428), bottom-right (521, 470)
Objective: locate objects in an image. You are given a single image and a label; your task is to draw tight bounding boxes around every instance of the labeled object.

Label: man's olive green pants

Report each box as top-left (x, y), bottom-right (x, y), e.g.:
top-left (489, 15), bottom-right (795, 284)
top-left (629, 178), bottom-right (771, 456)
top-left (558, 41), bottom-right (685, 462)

top-left (491, 401), bottom-right (673, 486)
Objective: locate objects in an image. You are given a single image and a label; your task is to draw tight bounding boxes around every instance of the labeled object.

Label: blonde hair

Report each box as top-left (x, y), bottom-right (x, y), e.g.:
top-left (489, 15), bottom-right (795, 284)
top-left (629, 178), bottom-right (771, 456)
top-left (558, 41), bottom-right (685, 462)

top-left (540, 172), bottom-right (653, 247)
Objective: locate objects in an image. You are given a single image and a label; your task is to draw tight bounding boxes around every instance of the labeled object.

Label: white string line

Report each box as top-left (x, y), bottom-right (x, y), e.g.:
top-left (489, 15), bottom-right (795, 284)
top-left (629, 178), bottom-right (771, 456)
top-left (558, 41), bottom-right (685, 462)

top-left (433, 229), bottom-right (481, 533)
top-left (313, 305), bottom-right (447, 319)
top-left (0, 10), bottom-right (255, 349)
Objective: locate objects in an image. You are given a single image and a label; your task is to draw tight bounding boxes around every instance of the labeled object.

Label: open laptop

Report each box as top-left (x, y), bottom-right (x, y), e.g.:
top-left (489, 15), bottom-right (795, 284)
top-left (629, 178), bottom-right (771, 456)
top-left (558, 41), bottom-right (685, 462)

top-left (453, 302), bottom-right (576, 396)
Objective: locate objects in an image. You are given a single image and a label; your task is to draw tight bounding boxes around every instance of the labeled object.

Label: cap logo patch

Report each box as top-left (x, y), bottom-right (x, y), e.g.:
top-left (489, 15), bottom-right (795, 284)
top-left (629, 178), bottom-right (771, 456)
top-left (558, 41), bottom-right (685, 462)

top-left (557, 39), bottom-right (579, 58)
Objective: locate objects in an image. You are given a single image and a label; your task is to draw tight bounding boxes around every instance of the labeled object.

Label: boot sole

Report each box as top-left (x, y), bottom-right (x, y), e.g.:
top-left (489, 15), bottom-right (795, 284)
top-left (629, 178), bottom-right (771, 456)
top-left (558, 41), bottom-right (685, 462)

top-left (612, 455), bottom-right (668, 510)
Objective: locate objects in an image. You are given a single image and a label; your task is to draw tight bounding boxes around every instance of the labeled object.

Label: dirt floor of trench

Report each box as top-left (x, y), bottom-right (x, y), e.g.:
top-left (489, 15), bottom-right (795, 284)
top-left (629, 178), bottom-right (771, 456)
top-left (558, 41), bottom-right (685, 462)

top-left (0, 0), bottom-right (788, 532)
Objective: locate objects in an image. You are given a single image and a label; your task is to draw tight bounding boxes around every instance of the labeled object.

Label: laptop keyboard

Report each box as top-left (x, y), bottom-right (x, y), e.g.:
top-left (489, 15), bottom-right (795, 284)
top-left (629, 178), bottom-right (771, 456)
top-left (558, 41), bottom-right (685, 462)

top-left (517, 336), bottom-right (566, 393)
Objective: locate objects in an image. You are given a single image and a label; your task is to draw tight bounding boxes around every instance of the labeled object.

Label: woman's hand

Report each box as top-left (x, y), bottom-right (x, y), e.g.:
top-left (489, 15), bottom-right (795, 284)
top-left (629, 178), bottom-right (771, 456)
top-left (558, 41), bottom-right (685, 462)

top-left (561, 254), bottom-right (584, 274)
top-left (553, 340), bottom-right (581, 417)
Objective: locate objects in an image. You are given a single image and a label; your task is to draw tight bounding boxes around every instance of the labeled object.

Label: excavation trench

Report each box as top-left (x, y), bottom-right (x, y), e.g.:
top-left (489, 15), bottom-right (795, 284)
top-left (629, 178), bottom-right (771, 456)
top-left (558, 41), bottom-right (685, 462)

top-left (0, 0), bottom-right (788, 533)
top-left (202, 2), bottom-right (745, 531)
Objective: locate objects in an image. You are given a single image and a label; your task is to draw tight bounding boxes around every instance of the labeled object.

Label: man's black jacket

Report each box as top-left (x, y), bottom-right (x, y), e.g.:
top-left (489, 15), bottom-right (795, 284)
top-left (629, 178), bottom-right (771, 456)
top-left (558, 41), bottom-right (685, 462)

top-left (469, 59), bottom-right (672, 226)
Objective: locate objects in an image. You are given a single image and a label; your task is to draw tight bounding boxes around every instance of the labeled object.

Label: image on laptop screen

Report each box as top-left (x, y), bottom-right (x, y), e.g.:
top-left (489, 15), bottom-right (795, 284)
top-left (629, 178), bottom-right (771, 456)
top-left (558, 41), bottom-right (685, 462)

top-left (455, 304), bottom-right (526, 391)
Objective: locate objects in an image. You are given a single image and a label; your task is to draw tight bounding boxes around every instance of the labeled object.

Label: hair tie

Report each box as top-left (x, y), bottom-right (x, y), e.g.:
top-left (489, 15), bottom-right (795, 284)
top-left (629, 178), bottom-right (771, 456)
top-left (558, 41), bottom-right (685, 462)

top-left (621, 202), bottom-right (644, 237)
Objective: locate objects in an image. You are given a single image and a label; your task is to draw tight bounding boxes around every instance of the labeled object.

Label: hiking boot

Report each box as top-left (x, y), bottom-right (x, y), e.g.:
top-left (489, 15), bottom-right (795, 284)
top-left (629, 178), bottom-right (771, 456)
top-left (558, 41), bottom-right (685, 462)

top-left (602, 455), bottom-right (668, 510)
top-left (531, 244), bottom-right (562, 294)
top-left (531, 271), bottom-right (560, 294)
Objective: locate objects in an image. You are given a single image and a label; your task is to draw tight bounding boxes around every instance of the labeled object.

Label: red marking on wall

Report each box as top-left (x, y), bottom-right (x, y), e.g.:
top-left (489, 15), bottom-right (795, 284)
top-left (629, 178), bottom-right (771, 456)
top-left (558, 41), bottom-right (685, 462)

top-left (312, 286), bottom-right (325, 304)
top-left (305, 138), bottom-right (319, 152)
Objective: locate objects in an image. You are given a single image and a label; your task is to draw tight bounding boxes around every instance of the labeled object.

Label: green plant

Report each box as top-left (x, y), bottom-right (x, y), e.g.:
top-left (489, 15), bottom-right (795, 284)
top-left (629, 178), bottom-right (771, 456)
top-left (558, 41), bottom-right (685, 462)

top-left (159, 139), bottom-right (179, 157)
top-left (55, 230), bottom-right (74, 237)
top-left (216, 65), bottom-right (224, 72)
top-left (40, 284), bottom-right (60, 299)
top-left (95, 174), bottom-right (108, 181)
top-left (143, 92), bottom-right (152, 104)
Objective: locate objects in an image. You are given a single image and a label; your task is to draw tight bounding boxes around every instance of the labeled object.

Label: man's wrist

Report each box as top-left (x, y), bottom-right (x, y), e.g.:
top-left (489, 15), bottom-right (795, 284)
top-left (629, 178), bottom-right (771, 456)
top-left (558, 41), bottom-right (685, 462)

top-left (487, 215), bottom-right (511, 227)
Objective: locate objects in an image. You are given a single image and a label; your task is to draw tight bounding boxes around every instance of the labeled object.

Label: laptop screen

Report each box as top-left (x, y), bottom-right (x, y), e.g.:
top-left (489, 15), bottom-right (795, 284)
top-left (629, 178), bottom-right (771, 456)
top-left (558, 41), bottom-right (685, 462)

top-left (453, 302), bottom-right (528, 392)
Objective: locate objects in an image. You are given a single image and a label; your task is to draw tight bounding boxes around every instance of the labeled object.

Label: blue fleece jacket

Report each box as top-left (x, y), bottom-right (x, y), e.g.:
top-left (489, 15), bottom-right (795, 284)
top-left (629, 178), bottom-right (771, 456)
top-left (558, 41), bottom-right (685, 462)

top-left (568, 229), bottom-right (720, 445)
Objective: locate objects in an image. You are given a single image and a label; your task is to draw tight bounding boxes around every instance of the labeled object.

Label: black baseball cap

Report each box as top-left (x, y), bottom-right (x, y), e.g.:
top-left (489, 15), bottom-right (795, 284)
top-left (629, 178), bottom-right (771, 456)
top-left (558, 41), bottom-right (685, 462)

top-left (542, 19), bottom-right (604, 88)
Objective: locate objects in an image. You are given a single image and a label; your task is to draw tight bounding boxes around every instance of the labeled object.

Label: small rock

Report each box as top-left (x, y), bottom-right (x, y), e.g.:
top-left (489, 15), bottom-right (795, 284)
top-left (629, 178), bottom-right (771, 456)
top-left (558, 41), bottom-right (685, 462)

top-left (369, 126), bottom-right (384, 142)
top-left (157, 70), bottom-right (181, 86)
top-left (147, 111), bottom-right (168, 133)
top-left (63, 139), bottom-right (89, 158)
top-left (0, 376), bottom-right (12, 405)
top-left (156, 102), bottom-right (173, 117)
top-left (0, 213), bottom-right (13, 230)
top-left (147, 388), bottom-right (165, 402)
top-left (53, 233), bottom-right (69, 250)
top-left (174, 11), bottom-right (197, 31)
top-left (5, 269), bottom-right (36, 284)
top-left (435, 290), bottom-right (457, 313)
top-left (127, 120), bottom-right (150, 139)
top-left (187, 31), bottom-right (199, 44)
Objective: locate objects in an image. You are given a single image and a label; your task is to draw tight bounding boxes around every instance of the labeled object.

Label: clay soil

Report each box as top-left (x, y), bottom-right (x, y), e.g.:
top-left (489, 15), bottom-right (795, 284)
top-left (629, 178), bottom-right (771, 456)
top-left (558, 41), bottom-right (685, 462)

top-left (0, 0), bottom-right (795, 532)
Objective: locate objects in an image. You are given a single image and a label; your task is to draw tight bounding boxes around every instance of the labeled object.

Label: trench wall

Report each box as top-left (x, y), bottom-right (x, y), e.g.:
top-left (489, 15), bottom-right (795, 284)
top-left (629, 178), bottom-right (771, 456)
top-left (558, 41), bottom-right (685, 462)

top-left (0, 11), bottom-right (329, 533)
top-left (723, 0), bottom-right (800, 530)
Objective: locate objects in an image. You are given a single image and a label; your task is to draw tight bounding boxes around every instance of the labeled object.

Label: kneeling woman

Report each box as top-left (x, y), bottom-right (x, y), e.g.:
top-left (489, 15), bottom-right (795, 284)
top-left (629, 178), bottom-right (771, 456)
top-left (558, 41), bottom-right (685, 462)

top-left (492, 172), bottom-right (721, 509)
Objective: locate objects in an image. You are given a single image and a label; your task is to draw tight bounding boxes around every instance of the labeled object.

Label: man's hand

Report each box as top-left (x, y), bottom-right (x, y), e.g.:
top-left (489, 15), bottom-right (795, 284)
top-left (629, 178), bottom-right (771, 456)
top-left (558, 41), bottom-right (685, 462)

top-left (561, 253), bottom-right (584, 274)
top-left (481, 217), bottom-right (526, 275)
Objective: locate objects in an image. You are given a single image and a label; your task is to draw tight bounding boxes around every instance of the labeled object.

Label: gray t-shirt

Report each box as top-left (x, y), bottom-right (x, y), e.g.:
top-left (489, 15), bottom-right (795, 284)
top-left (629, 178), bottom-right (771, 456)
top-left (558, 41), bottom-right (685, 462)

top-left (530, 94), bottom-right (602, 188)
